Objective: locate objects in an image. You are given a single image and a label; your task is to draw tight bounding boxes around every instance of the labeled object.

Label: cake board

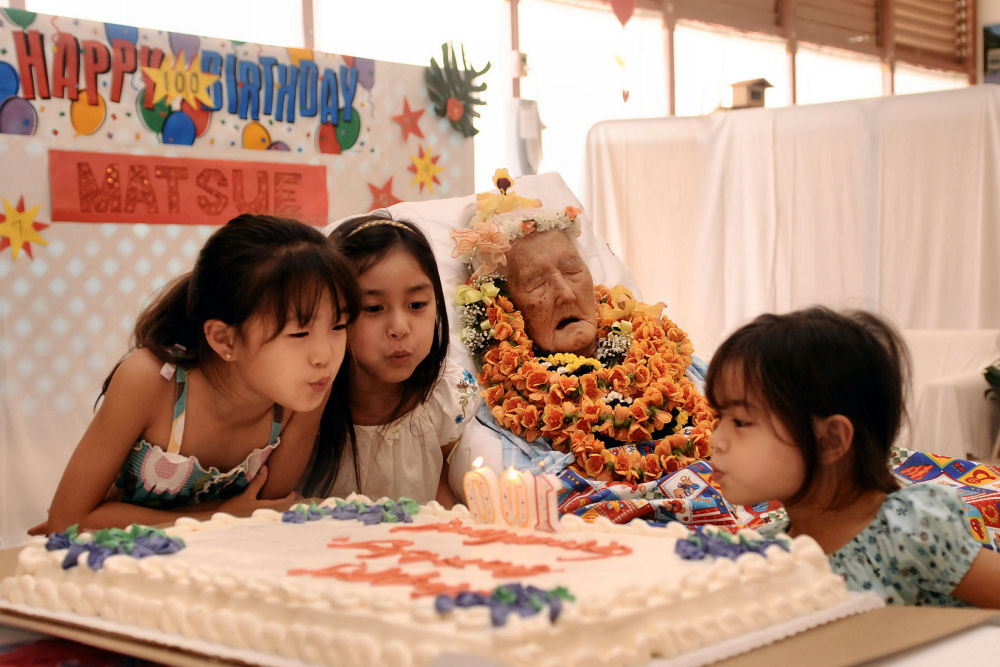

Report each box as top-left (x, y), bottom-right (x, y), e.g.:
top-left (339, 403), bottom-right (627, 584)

top-left (0, 593), bottom-right (877, 667)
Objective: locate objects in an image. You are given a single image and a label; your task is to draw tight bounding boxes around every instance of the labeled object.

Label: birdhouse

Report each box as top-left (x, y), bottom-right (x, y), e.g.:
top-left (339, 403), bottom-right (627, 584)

top-left (730, 78), bottom-right (773, 109)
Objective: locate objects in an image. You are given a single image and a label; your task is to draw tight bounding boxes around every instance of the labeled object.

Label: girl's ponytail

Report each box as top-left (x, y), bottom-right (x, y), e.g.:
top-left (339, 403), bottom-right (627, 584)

top-left (132, 273), bottom-right (202, 364)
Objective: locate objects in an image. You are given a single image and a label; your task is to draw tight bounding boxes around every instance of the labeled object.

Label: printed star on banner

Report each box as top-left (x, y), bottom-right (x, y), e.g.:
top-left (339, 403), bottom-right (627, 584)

top-left (408, 146), bottom-right (443, 194)
top-left (0, 196), bottom-right (48, 261)
top-left (142, 53), bottom-right (220, 109)
top-left (368, 177), bottom-right (401, 211)
top-left (392, 97), bottom-right (425, 141)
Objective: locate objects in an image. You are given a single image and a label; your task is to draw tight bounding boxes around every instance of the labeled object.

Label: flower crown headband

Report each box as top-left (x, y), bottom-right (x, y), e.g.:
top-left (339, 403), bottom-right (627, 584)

top-left (449, 168), bottom-right (582, 279)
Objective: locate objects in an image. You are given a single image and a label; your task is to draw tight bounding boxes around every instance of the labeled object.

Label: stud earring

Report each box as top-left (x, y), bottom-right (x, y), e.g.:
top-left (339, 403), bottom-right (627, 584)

top-left (225, 352), bottom-right (232, 361)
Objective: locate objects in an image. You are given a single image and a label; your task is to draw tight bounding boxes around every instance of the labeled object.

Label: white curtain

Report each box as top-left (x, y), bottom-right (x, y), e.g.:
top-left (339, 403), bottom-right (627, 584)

top-left (584, 85), bottom-right (1000, 356)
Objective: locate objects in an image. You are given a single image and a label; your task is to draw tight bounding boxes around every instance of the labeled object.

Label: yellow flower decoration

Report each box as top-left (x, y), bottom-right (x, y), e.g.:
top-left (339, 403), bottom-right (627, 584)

top-left (472, 169), bottom-right (542, 223)
top-left (541, 353), bottom-right (603, 374)
top-left (456, 281), bottom-right (500, 306)
top-left (597, 285), bottom-right (666, 322)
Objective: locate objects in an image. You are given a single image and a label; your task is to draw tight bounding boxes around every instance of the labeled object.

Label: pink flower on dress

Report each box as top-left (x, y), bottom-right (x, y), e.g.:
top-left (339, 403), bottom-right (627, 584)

top-left (141, 447), bottom-right (196, 495)
top-left (243, 442), bottom-right (278, 481)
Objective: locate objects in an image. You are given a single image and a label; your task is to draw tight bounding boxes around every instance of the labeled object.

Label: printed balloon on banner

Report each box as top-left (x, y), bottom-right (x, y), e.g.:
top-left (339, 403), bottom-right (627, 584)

top-left (2, 9), bottom-right (36, 30)
top-left (162, 110), bottom-right (196, 145)
top-left (336, 107), bottom-right (361, 150)
top-left (268, 141), bottom-right (290, 151)
top-left (0, 97), bottom-right (37, 135)
top-left (180, 100), bottom-right (211, 136)
top-left (104, 23), bottom-right (138, 45)
top-left (317, 123), bottom-right (340, 154)
top-left (242, 121), bottom-right (271, 150)
top-left (355, 58), bottom-right (375, 91)
top-left (70, 90), bottom-right (106, 136)
top-left (287, 48), bottom-right (313, 67)
top-left (137, 89), bottom-right (171, 133)
top-left (0, 62), bottom-right (19, 100)
top-left (168, 32), bottom-right (201, 61)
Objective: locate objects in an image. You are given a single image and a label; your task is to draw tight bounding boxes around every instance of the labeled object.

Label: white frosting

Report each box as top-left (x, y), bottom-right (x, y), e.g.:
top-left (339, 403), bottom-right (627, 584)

top-left (1, 496), bottom-right (850, 666)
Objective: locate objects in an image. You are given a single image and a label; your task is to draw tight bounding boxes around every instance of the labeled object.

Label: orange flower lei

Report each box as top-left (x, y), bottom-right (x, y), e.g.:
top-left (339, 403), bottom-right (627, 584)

top-left (478, 284), bottom-right (716, 484)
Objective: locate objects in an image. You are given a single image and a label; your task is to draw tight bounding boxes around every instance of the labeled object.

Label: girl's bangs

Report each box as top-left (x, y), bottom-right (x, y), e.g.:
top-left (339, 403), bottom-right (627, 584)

top-left (252, 243), bottom-right (356, 339)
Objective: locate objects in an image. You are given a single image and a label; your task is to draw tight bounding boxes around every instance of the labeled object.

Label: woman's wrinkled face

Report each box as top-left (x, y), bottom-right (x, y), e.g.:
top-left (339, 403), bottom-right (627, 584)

top-left (503, 230), bottom-right (598, 357)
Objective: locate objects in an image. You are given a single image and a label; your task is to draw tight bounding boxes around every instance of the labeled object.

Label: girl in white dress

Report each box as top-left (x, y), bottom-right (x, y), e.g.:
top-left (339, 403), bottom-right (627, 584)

top-left (311, 215), bottom-right (479, 506)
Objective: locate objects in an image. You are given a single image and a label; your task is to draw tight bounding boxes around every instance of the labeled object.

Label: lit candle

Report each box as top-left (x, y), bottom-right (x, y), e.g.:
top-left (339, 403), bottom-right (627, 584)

top-left (500, 467), bottom-right (536, 529)
top-left (462, 456), bottom-right (502, 524)
top-left (533, 473), bottom-right (562, 532)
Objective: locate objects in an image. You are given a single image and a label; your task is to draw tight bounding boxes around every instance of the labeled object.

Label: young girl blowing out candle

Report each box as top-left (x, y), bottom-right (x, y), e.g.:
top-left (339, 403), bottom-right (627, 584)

top-left (318, 214), bottom-right (480, 506)
top-left (33, 214), bottom-right (359, 533)
top-left (705, 306), bottom-right (1000, 607)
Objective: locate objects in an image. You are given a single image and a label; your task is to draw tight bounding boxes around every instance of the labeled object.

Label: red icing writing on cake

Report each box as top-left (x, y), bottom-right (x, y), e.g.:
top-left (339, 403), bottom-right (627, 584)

top-left (393, 519), bottom-right (632, 561)
top-left (286, 521), bottom-right (631, 597)
top-left (288, 561), bottom-right (476, 598)
top-left (326, 537), bottom-right (555, 578)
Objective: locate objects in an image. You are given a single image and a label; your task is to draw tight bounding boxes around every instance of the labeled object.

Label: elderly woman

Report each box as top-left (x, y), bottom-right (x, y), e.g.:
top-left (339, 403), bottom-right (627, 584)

top-left (447, 171), bottom-right (740, 526)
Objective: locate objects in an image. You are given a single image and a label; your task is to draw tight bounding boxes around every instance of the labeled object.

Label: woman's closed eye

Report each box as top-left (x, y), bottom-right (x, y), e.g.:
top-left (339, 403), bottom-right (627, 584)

top-left (520, 279), bottom-right (545, 293)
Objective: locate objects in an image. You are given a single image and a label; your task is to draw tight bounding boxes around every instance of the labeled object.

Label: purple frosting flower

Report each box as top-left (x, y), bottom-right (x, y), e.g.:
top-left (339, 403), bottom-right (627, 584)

top-left (675, 527), bottom-right (788, 561)
top-left (434, 595), bottom-right (456, 614)
top-left (46, 533), bottom-right (73, 551)
top-left (50, 525), bottom-right (186, 571)
top-left (284, 499), bottom-right (419, 525)
top-left (436, 584), bottom-right (574, 627)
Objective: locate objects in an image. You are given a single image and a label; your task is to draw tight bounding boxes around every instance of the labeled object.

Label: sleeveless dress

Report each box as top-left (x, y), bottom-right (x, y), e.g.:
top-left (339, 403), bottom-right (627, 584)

top-left (114, 366), bottom-right (284, 508)
top-left (329, 362), bottom-right (480, 503)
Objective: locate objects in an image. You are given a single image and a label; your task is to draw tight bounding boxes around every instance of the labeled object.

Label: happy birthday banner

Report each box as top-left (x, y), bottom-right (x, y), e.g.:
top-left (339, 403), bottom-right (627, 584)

top-left (0, 8), bottom-right (474, 240)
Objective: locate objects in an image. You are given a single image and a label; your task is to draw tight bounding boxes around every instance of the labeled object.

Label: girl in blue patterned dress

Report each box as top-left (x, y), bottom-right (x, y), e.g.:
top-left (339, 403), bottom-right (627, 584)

top-left (34, 215), bottom-right (360, 534)
top-left (705, 306), bottom-right (1000, 607)
top-left (319, 215), bottom-right (480, 507)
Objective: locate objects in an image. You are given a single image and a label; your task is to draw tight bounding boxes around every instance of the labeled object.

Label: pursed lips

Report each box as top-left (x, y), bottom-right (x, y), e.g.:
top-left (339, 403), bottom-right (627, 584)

top-left (309, 377), bottom-right (331, 391)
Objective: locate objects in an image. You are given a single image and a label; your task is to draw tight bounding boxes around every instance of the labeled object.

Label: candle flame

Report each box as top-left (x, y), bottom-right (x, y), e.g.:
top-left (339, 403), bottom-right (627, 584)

top-left (506, 467), bottom-right (519, 481)
top-left (472, 456), bottom-right (484, 468)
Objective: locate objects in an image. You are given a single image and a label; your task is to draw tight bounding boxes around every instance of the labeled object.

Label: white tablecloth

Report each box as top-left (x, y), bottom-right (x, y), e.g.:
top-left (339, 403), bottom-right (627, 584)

top-left (901, 330), bottom-right (1000, 460)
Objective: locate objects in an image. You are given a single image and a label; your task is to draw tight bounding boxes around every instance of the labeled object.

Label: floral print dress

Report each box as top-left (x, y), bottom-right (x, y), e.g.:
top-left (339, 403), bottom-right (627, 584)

top-left (330, 361), bottom-right (480, 503)
top-left (115, 366), bottom-right (283, 508)
top-left (766, 484), bottom-right (981, 606)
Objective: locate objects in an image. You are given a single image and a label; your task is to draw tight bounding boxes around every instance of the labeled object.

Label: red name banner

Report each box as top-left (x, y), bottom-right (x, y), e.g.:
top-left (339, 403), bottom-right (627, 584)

top-left (49, 150), bottom-right (329, 225)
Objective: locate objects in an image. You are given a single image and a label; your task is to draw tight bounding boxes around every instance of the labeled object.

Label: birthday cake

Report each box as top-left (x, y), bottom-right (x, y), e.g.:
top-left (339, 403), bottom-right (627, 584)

top-left (1, 497), bottom-right (872, 666)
